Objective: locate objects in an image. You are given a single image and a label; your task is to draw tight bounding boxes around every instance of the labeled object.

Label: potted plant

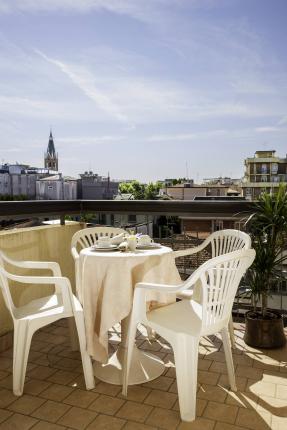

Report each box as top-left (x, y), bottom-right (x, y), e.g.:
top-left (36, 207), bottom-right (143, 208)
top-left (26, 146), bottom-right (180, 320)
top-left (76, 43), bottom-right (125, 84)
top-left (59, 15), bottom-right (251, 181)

top-left (244, 185), bottom-right (287, 348)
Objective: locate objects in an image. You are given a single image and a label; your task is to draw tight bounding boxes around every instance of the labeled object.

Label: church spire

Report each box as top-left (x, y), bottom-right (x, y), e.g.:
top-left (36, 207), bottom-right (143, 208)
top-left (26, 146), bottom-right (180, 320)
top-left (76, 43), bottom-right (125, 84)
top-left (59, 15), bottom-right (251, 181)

top-left (45, 130), bottom-right (58, 171)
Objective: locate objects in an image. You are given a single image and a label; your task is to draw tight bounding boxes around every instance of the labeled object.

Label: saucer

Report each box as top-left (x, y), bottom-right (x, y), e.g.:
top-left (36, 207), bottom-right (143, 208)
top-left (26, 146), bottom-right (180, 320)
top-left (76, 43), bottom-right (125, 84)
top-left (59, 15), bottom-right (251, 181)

top-left (92, 245), bottom-right (118, 252)
top-left (136, 243), bottom-right (161, 250)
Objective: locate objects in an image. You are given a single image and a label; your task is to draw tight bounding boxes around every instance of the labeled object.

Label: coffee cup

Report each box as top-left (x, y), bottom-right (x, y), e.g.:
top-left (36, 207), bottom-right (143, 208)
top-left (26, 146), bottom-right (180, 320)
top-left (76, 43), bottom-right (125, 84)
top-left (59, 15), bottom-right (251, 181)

top-left (138, 235), bottom-right (153, 246)
top-left (97, 237), bottom-right (111, 248)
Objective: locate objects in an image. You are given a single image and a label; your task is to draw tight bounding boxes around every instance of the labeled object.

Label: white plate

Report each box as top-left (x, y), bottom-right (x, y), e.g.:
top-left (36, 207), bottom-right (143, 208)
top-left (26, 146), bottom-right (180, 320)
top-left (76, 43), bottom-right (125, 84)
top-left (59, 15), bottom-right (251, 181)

top-left (92, 245), bottom-right (119, 252)
top-left (136, 243), bottom-right (161, 250)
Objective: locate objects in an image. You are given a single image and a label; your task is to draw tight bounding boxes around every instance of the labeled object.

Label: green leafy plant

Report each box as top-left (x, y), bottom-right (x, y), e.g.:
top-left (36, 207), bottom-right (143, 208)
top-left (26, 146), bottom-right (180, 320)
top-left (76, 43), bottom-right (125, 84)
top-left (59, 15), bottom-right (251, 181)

top-left (246, 185), bottom-right (287, 317)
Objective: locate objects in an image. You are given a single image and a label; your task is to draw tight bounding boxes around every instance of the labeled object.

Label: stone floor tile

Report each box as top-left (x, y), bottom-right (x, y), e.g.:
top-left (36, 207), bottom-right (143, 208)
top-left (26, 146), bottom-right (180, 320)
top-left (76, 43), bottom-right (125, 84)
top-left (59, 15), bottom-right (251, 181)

top-left (93, 381), bottom-right (122, 397)
top-left (53, 358), bottom-right (80, 371)
top-left (144, 375), bottom-right (174, 391)
top-left (256, 394), bottom-right (287, 416)
top-left (0, 372), bottom-right (9, 381)
top-left (27, 365), bottom-right (57, 381)
top-left (123, 422), bottom-right (157, 430)
top-left (197, 384), bottom-right (227, 403)
top-left (0, 412), bottom-right (38, 430)
top-left (235, 365), bottom-right (263, 380)
top-left (118, 385), bottom-right (151, 403)
top-left (177, 417), bottom-right (215, 430)
top-left (116, 400), bottom-right (152, 423)
top-left (262, 371), bottom-right (287, 385)
top-left (198, 370), bottom-right (219, 386)
top-left (0, 375), bottom-right (13, 390)
top-left (144, 389), bottom-right (177, 409)
top-left (214, 423), bottom-right (246, 430)
top-left (0, 388), bottom-right (17, 408)
top-left (47, 370), bottom-right (79, 385)
top-left (40, 383), bottom-right (74, 401)
top-left (87, 414), bottom-right (126, 430)
top-left (0, 358), bottom-right (12, 371)
top-left (57, 406), bottom-right (97, 430)
top-left (271, 415), bottom-right (287, 430)
top-left (23, 379), bottom-right (51, 396)
top-left (89, 394), bottom-right (125, 416)
top-left (32, 421), bottom-right (67, 430)
top-left (198, 358), bottom-right (212, 371)
top-left (146, 407), bottom-right (180, 429)
top-left (236, 407), bottom-right (271, 430)
top-left (8, 394), bottom-right (46, 415)
top-left (276, 384), bottom-right (287, 400)
top-left (203, 401), bottom-right (238, 424)
top-left (246, 379), bottom-right (276, 397)
top-left (0, 408), bottom-right (13, 424)
top-left (218, 374), bottom-right (247, 392)
top-left (63, 389), bottom-right (99, 408)
top-left (209, 361), bottom-right (228, 374)
top-left (225, 391), bottom-right (258, 410)
top-left (31, 399), bottom-right (71, 423)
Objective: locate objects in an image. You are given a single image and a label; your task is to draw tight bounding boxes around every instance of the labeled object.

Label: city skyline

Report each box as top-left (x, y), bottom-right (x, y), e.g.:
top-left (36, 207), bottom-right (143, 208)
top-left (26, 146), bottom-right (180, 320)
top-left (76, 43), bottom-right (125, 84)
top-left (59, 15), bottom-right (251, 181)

top-left (0, 0), bottom-right (287, 182)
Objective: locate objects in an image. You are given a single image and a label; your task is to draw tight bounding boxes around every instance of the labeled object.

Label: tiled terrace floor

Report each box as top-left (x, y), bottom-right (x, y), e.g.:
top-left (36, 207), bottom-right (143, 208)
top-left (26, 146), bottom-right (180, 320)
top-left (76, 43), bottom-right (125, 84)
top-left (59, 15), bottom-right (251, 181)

top-left (0, 321), bottom-right (286, 430)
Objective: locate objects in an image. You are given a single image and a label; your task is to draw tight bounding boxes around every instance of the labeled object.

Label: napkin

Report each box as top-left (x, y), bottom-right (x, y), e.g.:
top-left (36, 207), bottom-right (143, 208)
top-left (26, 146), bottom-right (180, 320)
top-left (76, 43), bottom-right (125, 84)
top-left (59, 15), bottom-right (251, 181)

top-left (110, 232), bottom-right (125, 245)
top-left (118, 241), bottom-right (128, 252)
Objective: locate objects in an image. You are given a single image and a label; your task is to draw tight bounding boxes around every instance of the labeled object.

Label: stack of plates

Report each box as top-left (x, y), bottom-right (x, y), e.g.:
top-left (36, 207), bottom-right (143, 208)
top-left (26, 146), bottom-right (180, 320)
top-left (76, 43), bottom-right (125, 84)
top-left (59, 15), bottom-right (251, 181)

top-left (92, 244), bottom-right (119, 252)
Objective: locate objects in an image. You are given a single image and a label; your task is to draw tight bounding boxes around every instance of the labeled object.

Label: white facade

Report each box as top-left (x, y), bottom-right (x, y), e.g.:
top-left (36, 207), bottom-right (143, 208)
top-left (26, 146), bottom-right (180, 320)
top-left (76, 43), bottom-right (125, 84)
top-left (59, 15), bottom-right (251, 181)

top-left (36, 175), bottom-right (77, 200)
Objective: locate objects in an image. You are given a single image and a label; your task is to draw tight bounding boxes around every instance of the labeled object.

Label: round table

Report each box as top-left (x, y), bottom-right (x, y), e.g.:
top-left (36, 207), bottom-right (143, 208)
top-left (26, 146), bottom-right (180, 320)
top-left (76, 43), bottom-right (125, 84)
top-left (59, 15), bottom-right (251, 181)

top-left (79, 245), bottom-right (181, 385)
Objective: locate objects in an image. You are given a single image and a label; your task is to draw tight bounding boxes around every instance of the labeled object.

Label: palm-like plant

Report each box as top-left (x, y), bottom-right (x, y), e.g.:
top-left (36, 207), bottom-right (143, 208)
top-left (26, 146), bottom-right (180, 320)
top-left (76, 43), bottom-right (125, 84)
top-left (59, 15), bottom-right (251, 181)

top-left (246, 184), bottom-right (287, 317)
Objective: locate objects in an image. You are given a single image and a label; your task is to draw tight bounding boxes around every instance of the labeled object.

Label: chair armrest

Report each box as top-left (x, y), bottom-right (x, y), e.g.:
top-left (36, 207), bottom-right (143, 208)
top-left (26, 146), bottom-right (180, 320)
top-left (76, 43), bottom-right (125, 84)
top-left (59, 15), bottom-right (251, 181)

top-left (0, 252), bottom-right (62, 276)
top-left (1, 268), bottom-right (72, 299)
top-left (71, 247), bottom-right (79, 261)
top-left (173, 239), bottom-right (209, 259)
top-left (135, 282), bottom-right (182, 293)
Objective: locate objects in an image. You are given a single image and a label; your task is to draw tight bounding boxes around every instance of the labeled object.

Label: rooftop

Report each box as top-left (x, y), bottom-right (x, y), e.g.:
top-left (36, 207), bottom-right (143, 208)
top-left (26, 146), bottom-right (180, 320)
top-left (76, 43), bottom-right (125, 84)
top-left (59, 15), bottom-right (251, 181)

top-left (0, 321), bottom-right (286, 430)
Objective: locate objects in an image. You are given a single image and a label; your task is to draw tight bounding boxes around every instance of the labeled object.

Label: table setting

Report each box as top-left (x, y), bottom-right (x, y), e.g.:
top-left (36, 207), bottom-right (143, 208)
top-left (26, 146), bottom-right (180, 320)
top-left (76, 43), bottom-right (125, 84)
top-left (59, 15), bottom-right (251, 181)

top-left (90, 232), bottom-right (162, 253)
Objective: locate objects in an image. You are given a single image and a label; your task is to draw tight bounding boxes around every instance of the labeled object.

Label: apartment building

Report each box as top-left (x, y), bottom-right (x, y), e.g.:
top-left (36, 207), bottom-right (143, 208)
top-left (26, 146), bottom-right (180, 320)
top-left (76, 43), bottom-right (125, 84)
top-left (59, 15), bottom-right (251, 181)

top-left (242, 150), bottom-right (287, 199)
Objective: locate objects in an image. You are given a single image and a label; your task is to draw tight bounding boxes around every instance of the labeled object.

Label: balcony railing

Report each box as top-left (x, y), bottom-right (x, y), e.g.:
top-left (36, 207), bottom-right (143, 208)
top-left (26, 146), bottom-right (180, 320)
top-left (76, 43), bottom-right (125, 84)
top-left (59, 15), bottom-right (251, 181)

top-left (0, 199), bottom-right (286, 320)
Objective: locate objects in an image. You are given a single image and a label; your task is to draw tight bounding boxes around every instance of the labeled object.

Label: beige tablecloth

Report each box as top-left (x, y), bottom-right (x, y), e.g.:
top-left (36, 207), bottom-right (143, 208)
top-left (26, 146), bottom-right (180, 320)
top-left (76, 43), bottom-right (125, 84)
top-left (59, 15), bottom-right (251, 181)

top-left (79, 246), bottom-right (181, 363)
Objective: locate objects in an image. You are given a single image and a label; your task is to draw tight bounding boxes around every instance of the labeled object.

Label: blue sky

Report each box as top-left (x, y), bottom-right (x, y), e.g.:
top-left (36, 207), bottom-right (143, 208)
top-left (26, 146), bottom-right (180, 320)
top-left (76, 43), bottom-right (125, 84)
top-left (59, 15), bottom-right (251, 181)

top-left (0, 0), bottom-right (286, 182)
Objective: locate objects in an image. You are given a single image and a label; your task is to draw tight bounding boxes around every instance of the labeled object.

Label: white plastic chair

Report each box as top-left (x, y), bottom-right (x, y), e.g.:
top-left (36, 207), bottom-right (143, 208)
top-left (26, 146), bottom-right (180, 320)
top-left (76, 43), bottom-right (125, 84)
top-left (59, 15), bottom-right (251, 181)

top-left (174, 229), bottom-right (251, 347)
top-left (122, 248), bottom-right (255, 422)
top-left (71, 226), bottom-right (126, 300)
top-left (0, 250), bottom-right (95, 396)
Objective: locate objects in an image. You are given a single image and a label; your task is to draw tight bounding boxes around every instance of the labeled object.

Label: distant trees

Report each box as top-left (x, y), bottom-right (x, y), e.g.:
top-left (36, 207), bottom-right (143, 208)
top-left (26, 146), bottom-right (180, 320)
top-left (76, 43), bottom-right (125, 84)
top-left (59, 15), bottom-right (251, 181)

top-left (0, 195), bottom-right (28, 201)
top-left (119, 181), bottom-right (161, 200)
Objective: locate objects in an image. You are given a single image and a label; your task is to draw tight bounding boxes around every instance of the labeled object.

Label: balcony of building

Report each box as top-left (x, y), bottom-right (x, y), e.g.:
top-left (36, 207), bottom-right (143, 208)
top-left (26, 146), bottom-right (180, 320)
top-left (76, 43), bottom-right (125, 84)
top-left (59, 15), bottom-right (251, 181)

top-left (0, 200), bottom-right (286, 430)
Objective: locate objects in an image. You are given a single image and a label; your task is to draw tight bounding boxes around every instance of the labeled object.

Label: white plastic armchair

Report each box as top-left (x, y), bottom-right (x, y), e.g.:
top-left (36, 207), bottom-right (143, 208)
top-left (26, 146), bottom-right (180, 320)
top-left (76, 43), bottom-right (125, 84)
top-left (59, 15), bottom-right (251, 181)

top-left (174, 229), bottom-right (251, 347)
top-left (0, 250), bottom-right (95, 396)
top-left (122, 248), bottom-right (255, 422)
top-left (71, 227), bottom-right (126, 300)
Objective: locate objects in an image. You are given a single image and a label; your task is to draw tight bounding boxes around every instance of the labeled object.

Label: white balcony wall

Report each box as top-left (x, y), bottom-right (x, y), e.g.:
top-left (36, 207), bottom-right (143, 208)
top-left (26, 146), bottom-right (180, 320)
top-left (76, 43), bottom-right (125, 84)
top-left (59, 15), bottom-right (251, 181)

top-left (0, 222), bottom-right (82, 336)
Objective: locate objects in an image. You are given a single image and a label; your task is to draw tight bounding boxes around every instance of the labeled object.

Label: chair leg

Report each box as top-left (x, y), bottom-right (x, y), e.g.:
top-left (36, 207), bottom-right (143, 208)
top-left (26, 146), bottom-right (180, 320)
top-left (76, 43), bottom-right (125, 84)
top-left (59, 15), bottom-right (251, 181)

top-left (228, 315), bottom-right (236, 349)
top-left (13, 323), bottom-right (32, 396)
top-left (68, 317), bottom-right (79, 351)
top-left (122, 315), bottom-right (138, 396)
top-left (172, 335), bottom-right (199, 422)
top-left (221, 326), bottom-right (237, 392)
top-left (73, 312), bottom-right (95, 390)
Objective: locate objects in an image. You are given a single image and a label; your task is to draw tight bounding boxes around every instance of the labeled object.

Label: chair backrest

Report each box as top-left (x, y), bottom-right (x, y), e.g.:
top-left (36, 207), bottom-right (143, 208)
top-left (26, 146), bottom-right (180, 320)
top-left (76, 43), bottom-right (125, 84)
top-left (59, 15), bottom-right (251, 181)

top-left (71, 226), bottom-right (126, 258)
top-left (183, 249), bottom-right (255, 334)
top-left (0, 261), bottom-right (16, 320)
top-left (207, 229), bottom-right (251, 258)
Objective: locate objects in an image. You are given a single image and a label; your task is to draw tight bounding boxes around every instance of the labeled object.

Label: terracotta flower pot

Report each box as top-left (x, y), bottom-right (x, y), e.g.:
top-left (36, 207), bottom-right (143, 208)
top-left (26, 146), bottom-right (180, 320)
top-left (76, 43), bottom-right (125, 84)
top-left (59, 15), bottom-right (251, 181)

top-left (244, 310), bottom-right (286, 348)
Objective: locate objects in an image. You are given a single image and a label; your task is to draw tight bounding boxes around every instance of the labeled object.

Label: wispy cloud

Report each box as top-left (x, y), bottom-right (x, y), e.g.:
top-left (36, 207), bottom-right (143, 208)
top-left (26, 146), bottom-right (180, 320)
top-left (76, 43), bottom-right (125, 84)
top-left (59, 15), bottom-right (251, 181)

top-left (35, 49), bottom-right (130, 124)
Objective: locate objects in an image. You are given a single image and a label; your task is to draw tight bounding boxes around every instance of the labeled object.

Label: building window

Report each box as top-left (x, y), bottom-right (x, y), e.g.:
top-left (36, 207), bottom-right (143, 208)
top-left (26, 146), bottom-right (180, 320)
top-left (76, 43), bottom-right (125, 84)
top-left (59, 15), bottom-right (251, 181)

top-left (128, 214), bottom-right (137, 223)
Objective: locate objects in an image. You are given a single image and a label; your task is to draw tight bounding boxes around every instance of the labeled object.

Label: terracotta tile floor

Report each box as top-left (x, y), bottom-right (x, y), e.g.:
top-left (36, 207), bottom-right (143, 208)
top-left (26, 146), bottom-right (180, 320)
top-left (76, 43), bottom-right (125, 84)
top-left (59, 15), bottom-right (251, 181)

top-left (0, 321), bottom-right (286, 430)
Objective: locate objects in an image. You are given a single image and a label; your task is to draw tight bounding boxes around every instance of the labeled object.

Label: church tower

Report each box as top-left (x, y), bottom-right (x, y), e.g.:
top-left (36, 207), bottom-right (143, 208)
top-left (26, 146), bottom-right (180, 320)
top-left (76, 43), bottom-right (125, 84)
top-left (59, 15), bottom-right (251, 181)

top-left (44, 130), bottom-right (58, 171)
